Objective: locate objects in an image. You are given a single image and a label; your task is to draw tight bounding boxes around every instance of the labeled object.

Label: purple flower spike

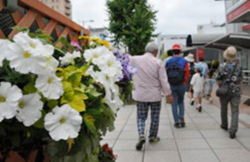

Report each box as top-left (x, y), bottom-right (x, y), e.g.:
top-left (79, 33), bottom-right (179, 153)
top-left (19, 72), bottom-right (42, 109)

top-left (70, 41), bottom-right (82, 51)
top-left (120, 54), bottom-right (130, 65)
top-left (123, 67), bottom-right (131, 80)
top-left (118, 76), bottom-right (124, 81)
top-left (127, 65), bottom-right (138, 74)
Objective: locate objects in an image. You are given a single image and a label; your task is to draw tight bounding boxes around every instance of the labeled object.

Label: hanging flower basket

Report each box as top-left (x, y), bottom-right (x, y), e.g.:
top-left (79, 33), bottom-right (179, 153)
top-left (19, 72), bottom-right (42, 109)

top-left (0, 28), bottom-right (136, 161)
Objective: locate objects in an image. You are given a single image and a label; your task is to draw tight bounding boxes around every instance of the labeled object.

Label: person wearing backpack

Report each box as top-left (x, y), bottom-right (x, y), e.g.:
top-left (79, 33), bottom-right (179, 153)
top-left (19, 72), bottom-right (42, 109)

top-left (216, 46), bottom-right (243, 139)
top-left (166, 44), bottom-right (190, 128)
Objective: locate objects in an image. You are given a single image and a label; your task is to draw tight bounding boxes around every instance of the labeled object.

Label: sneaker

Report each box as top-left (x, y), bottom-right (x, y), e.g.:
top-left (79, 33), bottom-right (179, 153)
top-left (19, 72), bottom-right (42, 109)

top-left (180, 118), bottom-right (186, 127)
top-left (196, 106), bottom-right (202, 112)
top-left (136, 137), bottom-right (146, 150)
top-left (220, 125), bottom-right (228, 131)
top-left (190, 99), bottom-right (195, 106)
top-left (199, 106), bottom-right (202, 112)
top-left (174, 123), bottom-right (181, 128)
top-left (149, 137), bottom-right (160, 143)
top-left (230, 132), bottom-right (236, 139)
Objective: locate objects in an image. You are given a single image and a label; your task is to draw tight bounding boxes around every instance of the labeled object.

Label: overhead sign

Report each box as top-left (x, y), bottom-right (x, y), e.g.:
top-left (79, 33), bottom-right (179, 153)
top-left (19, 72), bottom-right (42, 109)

top-left (227, 0), bottom-right (250, 23)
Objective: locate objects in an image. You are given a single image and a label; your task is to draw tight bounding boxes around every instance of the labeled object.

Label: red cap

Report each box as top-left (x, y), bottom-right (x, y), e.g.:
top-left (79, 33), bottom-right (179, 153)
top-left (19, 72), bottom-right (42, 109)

top-left (172, 44), bottom-right (181, 51)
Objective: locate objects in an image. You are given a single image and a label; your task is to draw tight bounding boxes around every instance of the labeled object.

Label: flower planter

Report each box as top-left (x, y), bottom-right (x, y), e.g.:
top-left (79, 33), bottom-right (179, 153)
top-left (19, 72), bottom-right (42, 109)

top-left (1, 150), bottom-right (50, 162)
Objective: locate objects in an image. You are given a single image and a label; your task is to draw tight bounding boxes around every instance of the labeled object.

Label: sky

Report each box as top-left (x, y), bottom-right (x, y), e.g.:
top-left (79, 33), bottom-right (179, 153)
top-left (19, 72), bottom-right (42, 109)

top-left (71, 0), bottom-right (225, 35)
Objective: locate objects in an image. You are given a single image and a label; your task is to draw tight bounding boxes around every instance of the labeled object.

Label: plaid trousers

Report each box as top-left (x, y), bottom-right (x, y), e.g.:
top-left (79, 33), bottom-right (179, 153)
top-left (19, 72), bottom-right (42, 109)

top-left (136, 101), bottom-right (161, 138)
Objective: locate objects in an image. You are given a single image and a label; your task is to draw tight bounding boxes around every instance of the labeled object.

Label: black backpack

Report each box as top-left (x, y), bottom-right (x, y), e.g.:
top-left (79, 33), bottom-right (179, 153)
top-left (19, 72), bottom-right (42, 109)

top-left (166, 57), bottom-right (185, 85)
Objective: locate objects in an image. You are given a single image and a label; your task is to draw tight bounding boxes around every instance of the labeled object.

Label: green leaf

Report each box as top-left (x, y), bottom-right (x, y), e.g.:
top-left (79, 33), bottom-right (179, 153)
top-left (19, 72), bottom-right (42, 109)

top-left (68, 96), bottom-right (86, 112)
top-left (23, 79), bottom-right (37, 94)
top-left (11, 26), bottom-right (29, 32)
top-left (47, 100), bottom-right (58, 109)
top-left (74, 90), bottom-right (88, 100)
top-left (61, 81), bottom-right (74, 102)
top-left (33, 110), bottom-right (46, 129)
top-left (83, 114), bottom-right (96, 134)
top-left (86, 87), bottom-right (102, 97)
top-left (66, 66), bottom-right (77, 72)
top-left (68, 71), bottom-right (82, 86)
top-left (79, 66), bottom-right (89, 76)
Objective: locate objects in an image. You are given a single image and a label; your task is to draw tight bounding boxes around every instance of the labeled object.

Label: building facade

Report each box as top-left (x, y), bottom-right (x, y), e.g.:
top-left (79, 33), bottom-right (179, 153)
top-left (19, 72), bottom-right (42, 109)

top-left (224, 0), bottom-right (250, 72)
top-left (39, 0), bottom-right (72, 19)
top-left (220, 0), bottom-right (250, 88)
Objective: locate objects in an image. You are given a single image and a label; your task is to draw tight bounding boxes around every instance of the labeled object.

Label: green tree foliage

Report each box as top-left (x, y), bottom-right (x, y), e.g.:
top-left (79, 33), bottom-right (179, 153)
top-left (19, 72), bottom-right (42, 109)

top-left (107, 0), bottom-right (157, 55)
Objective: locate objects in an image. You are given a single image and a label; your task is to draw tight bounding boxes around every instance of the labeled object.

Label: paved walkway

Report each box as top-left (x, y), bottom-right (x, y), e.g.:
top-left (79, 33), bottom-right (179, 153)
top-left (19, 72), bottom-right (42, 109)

top-left (102, 96), bottom-right (250, 162)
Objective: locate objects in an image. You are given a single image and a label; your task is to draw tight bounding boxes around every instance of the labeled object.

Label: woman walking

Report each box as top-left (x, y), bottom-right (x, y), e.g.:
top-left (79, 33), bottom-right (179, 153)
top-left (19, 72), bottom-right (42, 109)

top-left (189, 64), bottom-right (204, 112)
top-left (216, 46), bottom-right (243, 139)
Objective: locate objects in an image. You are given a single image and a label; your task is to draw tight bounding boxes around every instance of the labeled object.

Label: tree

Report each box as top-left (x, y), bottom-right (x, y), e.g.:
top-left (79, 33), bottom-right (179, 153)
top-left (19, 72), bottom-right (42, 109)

top-left (107, 0), bottom-right (157, 55)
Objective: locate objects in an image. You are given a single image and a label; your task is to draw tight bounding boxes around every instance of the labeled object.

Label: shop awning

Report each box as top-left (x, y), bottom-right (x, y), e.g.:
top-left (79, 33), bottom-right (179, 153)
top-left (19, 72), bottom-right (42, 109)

top-left (186, 34), bottom-right (224, 47)
top-left (205, 33), bottom-right (250, 50)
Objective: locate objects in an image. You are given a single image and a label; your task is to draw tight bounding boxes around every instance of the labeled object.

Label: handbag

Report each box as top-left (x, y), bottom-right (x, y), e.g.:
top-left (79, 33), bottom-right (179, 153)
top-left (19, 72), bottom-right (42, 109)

top-left (216, 83), bottom-right (229, 97)
top-left (216, 61), bottom-right (238, 97)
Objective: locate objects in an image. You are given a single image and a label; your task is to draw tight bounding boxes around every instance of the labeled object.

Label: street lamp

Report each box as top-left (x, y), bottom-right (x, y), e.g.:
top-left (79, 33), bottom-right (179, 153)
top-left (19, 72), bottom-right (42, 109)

top-left (82, 19), bottom-right (94, 27)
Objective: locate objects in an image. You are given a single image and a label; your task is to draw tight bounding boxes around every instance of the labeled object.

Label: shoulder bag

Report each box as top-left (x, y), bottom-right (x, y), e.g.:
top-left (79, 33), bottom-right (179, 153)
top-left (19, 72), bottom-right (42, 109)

top-left (216, 62), bottom-right (238, 97)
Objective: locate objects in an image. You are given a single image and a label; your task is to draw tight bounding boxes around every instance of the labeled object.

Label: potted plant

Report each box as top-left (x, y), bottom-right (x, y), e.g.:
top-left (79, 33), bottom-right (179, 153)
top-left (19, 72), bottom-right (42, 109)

top-left (0, 29), bottom-right (136, 162)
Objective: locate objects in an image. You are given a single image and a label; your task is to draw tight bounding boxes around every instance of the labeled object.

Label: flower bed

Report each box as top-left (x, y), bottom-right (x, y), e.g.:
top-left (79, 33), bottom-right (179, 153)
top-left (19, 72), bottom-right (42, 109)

top-left (0, 29), bottom-right (135, 161)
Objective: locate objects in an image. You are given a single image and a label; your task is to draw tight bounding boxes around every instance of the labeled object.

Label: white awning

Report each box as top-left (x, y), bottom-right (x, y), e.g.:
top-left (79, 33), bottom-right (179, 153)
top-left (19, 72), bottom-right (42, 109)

top-left (204, 33), bottom-right (250, 50)
top-left (186, 34), bottom-right (225, 46)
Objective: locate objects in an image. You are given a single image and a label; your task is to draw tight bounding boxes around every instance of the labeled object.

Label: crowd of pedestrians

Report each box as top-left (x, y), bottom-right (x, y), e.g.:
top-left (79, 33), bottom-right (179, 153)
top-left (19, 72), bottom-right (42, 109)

top-left (129, 42), bottom-right (243, 151)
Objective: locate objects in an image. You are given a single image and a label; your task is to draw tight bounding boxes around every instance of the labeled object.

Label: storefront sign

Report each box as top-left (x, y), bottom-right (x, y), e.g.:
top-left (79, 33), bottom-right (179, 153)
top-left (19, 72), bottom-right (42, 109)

top-left (227, 0), bottom-right (250, 23)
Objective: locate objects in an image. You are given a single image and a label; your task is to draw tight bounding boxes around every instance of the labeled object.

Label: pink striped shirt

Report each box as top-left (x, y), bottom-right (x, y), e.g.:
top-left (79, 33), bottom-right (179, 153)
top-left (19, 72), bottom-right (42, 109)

top-left (130, 53), bottom-right (172, 102)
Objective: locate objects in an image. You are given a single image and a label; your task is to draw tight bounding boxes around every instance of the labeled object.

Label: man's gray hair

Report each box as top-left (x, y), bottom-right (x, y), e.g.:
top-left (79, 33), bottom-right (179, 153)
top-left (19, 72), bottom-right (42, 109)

top-left (145, 42), bottom-right (158, 53)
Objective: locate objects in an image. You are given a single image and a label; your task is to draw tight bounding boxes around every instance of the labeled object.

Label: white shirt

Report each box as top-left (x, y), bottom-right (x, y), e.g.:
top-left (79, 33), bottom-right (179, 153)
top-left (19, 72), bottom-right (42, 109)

top-left (190, 73), bottom-right (204, 92)
top-left (130, 53), bottom-right (172, 102)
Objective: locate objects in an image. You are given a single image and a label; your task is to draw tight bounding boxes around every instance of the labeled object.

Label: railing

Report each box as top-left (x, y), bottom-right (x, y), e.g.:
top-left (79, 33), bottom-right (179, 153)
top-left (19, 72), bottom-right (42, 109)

top-left (0, 0), bottom-right (89, 46)
top-left (65, 2), bottom-right (71, 9)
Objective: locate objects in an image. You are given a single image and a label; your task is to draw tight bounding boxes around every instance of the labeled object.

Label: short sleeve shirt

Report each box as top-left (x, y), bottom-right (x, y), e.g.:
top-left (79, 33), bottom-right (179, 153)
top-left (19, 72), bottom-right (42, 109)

top-left (190, 73), bottom-right (204, 92)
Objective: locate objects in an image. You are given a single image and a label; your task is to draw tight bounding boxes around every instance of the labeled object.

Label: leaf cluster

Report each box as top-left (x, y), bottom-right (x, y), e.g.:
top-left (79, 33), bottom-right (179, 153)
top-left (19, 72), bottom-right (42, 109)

top-left (107, 0), bottom-right (158, 55)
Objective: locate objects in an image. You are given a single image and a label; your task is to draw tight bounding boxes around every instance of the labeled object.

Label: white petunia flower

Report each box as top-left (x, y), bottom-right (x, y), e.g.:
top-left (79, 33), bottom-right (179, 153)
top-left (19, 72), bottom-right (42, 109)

top-left (59, 51), bottom-right (81, 65)
top-left (13, 32), bottom-right (54, 57)
top-left (44, 104), bottom-right (82, 141)
top-left (0, 82), bottom-right (22, 122)
top-left (104, 85), bottom-right (123, 112)
top-left (96, 72), bottom-right (116, 89)
top-left (6, 43), bottom-right (46, 74)
top-left (42, 56), bottom-right (59, 73)
top-left (0, 39), bottom-right (11, 67)
top-left (98, 54), bottom-right (123, 78)
top-left (16, 93), bottom-right (43, 126)
top-left (84, 46), bottom-right (111, 63)
top-left (35, 74), bottom-right (64, 99)
top-left (85, 65), bottom-right (98, 80)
